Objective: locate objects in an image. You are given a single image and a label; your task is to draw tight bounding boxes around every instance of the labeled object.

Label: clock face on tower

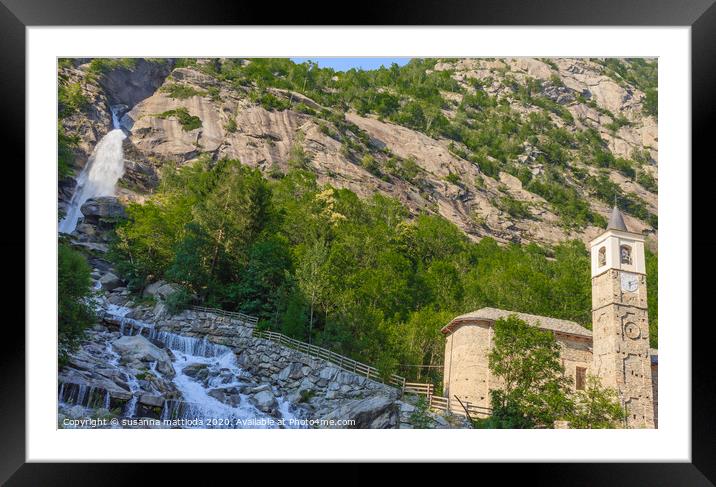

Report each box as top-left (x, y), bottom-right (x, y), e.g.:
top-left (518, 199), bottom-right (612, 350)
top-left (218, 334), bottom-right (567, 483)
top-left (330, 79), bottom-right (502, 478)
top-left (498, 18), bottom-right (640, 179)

top-left (620, 272), bottom-right (639, 293)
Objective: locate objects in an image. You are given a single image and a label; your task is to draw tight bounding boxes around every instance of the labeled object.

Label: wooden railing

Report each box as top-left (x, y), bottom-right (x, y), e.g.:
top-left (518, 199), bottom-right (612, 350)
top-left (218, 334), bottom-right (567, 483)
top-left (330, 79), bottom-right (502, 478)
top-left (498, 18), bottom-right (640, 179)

top-left (253, 329), bottom-right (407, 390)
top-left (252, 329), bottom-right (493, 420)
top-left (190, 305), bottom-right (259, 326)
top-left (403, 382), bottom-right (434, 396)
top-left (428, 395), bottom-right (492, 418)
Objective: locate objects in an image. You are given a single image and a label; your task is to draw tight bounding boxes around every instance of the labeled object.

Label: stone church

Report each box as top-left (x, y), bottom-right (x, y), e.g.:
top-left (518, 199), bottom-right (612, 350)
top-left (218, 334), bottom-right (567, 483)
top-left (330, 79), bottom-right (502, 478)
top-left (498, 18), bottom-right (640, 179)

top-left (441, 206), bottom-right (657, 428)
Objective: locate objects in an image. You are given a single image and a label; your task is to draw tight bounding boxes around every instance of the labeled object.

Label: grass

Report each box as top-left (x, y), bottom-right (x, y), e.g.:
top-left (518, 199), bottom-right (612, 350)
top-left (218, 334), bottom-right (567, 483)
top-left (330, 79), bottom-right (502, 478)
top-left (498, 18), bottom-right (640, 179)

top-left (88, 58), bottom-right (138, 74)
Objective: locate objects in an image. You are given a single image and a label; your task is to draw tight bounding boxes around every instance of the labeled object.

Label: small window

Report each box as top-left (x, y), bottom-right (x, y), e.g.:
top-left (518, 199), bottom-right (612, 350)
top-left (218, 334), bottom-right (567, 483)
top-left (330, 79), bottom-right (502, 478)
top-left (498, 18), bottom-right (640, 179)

top-left (598, 247), bottom-right (606, 267)
top-left (620, 245), bottom-right (632, 265)
top-left (576, 367), bottom-right (587, 390)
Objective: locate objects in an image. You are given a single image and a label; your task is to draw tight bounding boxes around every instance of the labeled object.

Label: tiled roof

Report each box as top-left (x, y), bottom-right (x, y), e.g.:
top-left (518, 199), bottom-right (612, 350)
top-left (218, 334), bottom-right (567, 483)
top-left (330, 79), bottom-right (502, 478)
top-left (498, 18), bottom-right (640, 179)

top-left (441, 307), bottom-right (593, 338)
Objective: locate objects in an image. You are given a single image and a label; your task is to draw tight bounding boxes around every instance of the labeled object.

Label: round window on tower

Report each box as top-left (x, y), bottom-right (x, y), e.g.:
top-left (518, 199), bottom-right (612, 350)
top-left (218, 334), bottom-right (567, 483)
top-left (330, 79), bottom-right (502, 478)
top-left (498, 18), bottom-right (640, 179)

top-left (598, 246), bottom-right (606, 267)
top-left (620, 245), bottom-right (632, 265)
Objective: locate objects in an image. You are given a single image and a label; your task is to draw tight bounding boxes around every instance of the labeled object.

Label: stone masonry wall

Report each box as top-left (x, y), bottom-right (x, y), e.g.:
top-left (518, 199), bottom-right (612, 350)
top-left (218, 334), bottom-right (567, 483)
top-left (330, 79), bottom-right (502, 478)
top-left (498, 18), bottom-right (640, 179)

top-left (128, 306), bottom-right (401, 426)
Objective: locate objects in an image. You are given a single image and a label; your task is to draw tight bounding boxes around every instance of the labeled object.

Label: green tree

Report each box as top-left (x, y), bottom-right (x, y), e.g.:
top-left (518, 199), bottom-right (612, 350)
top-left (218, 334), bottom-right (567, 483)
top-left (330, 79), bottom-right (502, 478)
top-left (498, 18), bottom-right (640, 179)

top-left (287, 132), bottom-right (311, 170)
top-left (483, 315), bottom-right (572, 428)
top-left (58, 243), bottom-right (95, 366)
top-left (295, 238), bottom-right (330, 343)
top-left (567, 375), bottom-right (625, 428)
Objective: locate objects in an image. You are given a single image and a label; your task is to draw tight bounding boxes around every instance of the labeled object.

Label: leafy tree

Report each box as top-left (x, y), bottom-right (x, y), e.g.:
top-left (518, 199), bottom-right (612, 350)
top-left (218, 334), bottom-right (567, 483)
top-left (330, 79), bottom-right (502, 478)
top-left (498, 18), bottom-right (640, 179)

top-left (476, 315), bottom-right (624, 429)
top-left (483, 315), bottom-right (573, 428)
top-left (567, 375), bottom-right (625, 428)
top-left (294, 238), bottom-right (330, 343)
top-left (235, 236), bottom-right (292, 321)
top-left (58, 243), bottom-right (95, 366)
top-left (287, 132), bottom-right (311, 170)
top-left (106, 161), bottom-right (659, 382)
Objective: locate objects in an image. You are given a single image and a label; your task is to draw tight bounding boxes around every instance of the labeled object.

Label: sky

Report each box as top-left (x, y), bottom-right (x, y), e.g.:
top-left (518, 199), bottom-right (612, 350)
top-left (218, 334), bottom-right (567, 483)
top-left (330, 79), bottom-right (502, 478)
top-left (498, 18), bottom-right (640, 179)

top-left (290, 57), bottom-right (412, 72)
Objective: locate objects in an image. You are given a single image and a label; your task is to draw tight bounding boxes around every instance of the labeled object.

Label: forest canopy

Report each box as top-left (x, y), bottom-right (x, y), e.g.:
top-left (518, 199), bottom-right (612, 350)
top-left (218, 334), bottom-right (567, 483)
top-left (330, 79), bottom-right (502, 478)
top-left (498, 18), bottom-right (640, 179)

top-left (108, 158), bottom-right (658, 382)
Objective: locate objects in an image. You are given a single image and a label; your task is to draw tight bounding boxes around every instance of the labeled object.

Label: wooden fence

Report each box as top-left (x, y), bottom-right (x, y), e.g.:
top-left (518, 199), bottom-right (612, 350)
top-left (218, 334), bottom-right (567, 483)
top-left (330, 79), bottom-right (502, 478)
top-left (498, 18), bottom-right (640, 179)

top-left (403, 382), bottom-right (434, 396)
top-left (190, 305), bottom-right (259, 326)
top-left (252, 328), bottom-right (493, 420)
top-left (428, 395), bottom-right (492, 418)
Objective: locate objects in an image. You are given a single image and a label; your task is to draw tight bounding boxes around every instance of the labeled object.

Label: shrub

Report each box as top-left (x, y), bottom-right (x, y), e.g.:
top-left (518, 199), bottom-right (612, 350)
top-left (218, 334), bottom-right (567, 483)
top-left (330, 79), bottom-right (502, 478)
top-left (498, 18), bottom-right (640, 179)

top-left (361, 154), bottom-right (381, 176)
top-left (288, 132), bottom-right (311, 169)
top-left (58, 82), bottom-right (89, 117)
top-left (251, 90), bottom-right (291, 111)
top-left (444, 172), bottom-right (461, 186)
top-left (637, 170), bottom-right (658, 193)
top-left (88, 58), bottom-right (138, 74)
top-left (164, 286), bottom-right (193, 315)
top-left (58, 243), bottom-right (95, 366)
top-left (156, 107), bottom-right (202, 131)
top-left (643, 88), bottom-right (658, 118)
top-left (58, 125), bottom-right (79, 178)
top-left (408, 396), bottom-right (433, 429)
top-left (224, 118), bottom-right (237, 133)
top-left (161, 83), bottom-right (205, 100)
top-left (472, 154), bottom-right (500, 179)
top-left (206, 86), bottom-right (221, 101)
top-left (499, 196), bottom-right (531, 219)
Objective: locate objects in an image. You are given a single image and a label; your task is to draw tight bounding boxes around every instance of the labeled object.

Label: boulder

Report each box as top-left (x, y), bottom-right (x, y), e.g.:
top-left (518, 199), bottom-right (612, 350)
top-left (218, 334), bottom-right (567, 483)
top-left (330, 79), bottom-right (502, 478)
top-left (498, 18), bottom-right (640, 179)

top-left (208, 388), bottom-right (242, 407)
top-left (142, 280), bottom-right (167, 299)
top-left (247, 384), bottom-right (271, 394)
top-left (155, 283), bottom-right (181, 301)
top-left (182, 363), bottom-right (209, 381)
top-left (320, 395), bottom-right (399, 429)
top-left (251, 390), bottom-right (277, 413)
top-left (139, 394), bottom-right (165, 408)
top-left (112, 335), bottom-right (175, 377)
top-left (99, 272), bottom-right (123, 291)
top-left (80, 196), bottom-right (127, 223)
top-left (278, 362), bottom-right (304, 381)
top-left (66, 405), bottom-right (87, 419)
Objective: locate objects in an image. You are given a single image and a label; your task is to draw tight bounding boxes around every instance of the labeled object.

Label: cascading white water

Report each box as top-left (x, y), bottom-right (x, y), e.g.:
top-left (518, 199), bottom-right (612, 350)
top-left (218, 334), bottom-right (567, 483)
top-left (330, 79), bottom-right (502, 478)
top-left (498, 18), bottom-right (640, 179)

top-left (59, 107), bottom-right (127, 234)
top-left (101, 302), bottom-right (301, 428)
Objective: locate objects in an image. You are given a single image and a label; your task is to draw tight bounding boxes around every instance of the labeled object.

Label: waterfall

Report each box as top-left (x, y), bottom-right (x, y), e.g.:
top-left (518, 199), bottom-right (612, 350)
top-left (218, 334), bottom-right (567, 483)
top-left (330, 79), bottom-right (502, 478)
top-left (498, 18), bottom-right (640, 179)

top-left (59, 107), bottom-right (127, 234)
top-left (100, 302), bottom-right (302, 428)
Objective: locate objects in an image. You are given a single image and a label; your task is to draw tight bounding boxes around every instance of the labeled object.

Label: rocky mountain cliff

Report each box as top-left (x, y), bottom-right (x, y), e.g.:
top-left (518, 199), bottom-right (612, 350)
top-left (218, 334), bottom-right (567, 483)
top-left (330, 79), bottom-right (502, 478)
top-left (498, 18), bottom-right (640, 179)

top-left (58, 57), bottom-right (658, 248)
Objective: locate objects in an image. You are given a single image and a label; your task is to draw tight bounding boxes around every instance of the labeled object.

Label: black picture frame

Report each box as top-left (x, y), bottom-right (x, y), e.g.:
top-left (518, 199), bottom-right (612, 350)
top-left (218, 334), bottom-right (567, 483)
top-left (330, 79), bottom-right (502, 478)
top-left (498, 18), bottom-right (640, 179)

top-left (4, 0), bottom-right (715, 483)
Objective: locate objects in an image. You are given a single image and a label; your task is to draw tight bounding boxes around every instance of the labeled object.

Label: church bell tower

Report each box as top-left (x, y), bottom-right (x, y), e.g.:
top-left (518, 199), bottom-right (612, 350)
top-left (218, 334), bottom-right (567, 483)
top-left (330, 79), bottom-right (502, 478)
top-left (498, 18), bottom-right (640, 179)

top-left (590, 205), bottom-right (655, 428)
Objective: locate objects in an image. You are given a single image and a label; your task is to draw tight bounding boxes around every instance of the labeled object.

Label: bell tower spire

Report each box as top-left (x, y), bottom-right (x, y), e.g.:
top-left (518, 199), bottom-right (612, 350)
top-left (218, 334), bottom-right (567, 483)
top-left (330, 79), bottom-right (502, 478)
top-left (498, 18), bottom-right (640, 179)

top-left (590, 205), bottom-right (655, 428)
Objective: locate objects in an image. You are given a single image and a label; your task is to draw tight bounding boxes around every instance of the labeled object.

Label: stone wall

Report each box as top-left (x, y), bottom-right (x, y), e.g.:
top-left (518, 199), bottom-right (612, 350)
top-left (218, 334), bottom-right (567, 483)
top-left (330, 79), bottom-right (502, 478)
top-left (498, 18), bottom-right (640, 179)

top-left (151, 308), bottom-right (256, 344)
top-left (556, 333), bottom-right (593, 390)
top-left (444, 322), bottom-right (599, 410)
top-left (126, 306), bottom-right (401, 428)
top-left (443, 322), bottom-right (494, 410)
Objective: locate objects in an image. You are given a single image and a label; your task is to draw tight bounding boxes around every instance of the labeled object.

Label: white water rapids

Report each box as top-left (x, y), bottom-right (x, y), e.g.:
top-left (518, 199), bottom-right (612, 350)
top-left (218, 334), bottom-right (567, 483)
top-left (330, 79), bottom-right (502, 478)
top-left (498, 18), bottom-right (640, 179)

top-left (65, 300), bottom-right (303, 428)
top-left (59, 108), bottom-right (127, 234)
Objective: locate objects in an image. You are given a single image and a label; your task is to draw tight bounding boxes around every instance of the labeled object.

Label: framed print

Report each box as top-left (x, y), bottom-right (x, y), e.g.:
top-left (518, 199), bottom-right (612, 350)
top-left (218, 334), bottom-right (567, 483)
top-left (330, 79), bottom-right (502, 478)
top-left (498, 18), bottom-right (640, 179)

top-left (5, 0), bottom-right (716, 483)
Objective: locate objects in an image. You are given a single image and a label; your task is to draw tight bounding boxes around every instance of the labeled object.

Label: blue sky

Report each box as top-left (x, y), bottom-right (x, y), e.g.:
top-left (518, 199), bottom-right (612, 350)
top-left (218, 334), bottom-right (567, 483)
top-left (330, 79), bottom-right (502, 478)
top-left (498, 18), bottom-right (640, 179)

top-left (290, 57), bottom-right (412, 72)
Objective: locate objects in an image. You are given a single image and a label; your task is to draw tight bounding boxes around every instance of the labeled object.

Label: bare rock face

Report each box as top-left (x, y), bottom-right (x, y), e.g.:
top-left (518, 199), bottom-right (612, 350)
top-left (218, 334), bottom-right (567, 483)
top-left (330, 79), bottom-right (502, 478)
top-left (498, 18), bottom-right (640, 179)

top-left (320, 395), bottom-right (400, 429)
top-left (99, 59), bottom-right (175, 112)
top-left (60, 58), bottom-right (658, 248)
top-left (80, 196), bottom-right (127, 223)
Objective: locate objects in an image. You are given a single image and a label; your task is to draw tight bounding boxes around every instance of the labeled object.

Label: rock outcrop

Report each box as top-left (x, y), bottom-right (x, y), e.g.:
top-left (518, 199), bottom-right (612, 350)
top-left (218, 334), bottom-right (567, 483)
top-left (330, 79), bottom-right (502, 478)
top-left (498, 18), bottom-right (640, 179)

top-left (58, 57), bottom-right (658, 246)
top-left (112, 334), bottom-right (176, 377)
